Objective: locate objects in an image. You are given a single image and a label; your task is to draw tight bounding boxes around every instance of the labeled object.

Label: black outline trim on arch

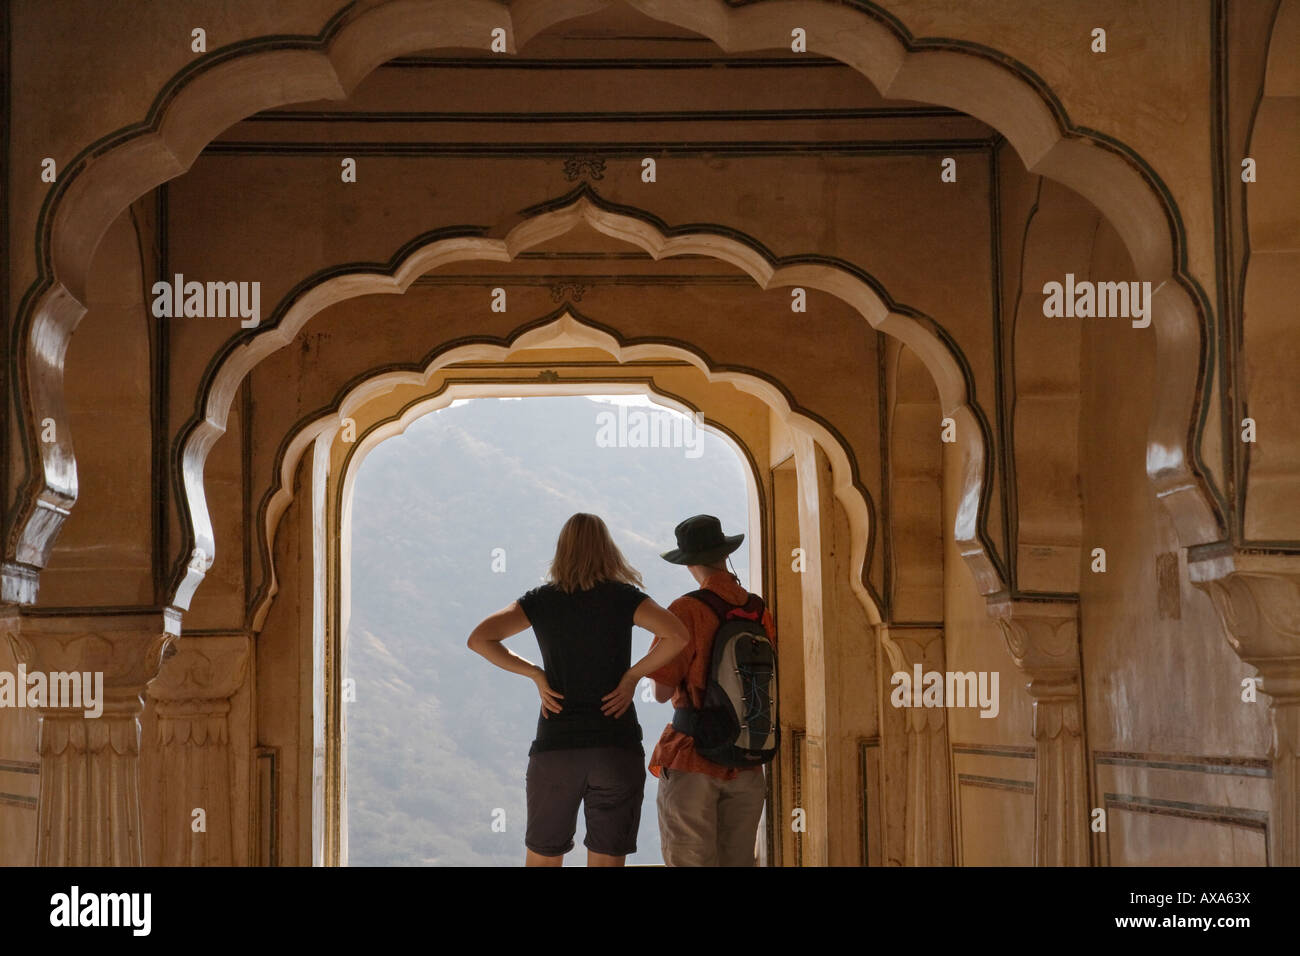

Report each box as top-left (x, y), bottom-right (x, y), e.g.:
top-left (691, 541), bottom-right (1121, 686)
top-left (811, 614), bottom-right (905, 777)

top-left (4, 0), bottom-right (1230, 595)
top-left (224, 300), bottom-right (888, 625)
top-left (166, 184), bottom-right (1001, 616)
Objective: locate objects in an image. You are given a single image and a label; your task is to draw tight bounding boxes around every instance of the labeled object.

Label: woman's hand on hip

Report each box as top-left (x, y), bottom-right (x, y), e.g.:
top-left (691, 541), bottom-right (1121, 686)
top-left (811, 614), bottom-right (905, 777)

top-left (532, 667), bottom-right (564, 718)
top-left (601, 670), bottom-right (639, 719)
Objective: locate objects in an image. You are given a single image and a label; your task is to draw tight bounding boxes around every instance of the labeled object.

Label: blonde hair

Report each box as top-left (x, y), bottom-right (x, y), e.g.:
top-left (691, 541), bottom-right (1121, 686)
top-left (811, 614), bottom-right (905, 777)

top-left (547, 513), bottom-right (644, 593)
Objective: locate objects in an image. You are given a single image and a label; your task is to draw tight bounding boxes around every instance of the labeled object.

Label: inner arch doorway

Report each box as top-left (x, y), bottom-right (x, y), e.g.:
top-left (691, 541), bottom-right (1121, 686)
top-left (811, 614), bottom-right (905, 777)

top-left (343, 392), bottom-right (757, 865)
top-left (260, 326), bottom-right (888, 866)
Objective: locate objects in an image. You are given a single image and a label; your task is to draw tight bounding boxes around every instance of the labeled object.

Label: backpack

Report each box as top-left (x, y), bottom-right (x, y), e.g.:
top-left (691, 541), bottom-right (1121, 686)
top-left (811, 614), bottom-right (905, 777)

top-left (670, 589), bottom-right (780, 767)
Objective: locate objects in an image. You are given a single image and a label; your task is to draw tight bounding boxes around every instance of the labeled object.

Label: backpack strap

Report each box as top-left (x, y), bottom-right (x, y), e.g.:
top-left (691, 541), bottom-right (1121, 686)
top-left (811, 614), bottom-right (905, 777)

top-left (671, 705), bottom-right (702, 737)
top-left (686, 588), bottom-right (732, 622)
top-left (687, 588), bottom-right (766, 625)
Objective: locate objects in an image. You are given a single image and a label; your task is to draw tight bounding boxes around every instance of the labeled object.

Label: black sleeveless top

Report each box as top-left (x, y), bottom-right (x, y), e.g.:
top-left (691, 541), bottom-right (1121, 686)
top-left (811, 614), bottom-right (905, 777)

top-left (517, 579), bottom-right (649, 755)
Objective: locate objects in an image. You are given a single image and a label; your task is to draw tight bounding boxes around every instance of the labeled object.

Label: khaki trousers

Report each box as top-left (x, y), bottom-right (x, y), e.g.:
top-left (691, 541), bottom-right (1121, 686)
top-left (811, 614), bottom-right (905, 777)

top-left (656, 766), bottom-right (767, 866)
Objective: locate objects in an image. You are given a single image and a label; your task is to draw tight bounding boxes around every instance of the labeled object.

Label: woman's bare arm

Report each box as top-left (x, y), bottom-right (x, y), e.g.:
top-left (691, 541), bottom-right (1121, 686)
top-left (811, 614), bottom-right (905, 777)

top-left (630, 599), bottom-right (690, 681)
top-left (467, 602), bottom-right (563, 716)
top-left (601, 598), bottom-right (689, 717)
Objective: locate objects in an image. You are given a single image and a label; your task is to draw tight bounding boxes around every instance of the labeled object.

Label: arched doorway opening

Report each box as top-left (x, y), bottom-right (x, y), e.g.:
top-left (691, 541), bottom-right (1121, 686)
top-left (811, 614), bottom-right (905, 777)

top-left (342, 392), bottom-right (755, 865)
top-left (257, 314), bottom-right (884, 865)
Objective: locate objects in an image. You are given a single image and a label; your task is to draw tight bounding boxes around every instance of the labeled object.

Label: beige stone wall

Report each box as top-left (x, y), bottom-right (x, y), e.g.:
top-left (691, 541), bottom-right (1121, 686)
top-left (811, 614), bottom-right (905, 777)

top-left (3, 0), bottom-right (1292, 867)
top-left (1078, 220), bottom-right (1270, 865)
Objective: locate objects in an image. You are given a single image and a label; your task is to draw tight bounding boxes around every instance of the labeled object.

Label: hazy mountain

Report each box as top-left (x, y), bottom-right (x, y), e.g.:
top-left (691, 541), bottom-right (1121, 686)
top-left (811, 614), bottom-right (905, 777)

top-left (346, 395), bottom-right (751, 866)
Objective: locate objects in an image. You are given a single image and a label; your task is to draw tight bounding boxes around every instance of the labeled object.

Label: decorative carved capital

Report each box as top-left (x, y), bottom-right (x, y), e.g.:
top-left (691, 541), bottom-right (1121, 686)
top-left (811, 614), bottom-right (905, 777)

top-left (878, 625), bottom-right (945, 673)
top-left (876, 626), bottom-right (952, 864)
top-left (1029, 691), bottom-right (1082, 741)
top-left (1190, 560), bottom-right (1300, 704)
top-left (0, 609), bottom-right (180, 866)
top-left (36, 712), bottom-right (141, 756)
top-left (1190, 551), bottom-right (1300, 867)
top-left (987, 598), bottom-right (1081, 742)
top-left (149, 635), bottom-right (249, 703)
top-left (1, 609), bottom-right (178, 719)
top-left (149, 635), bottom-right (249, 748)
top-left (986, 599), bottom-right (1088, 862)
top-left (989, 598), bottom-right (1080, 687)
top-left (877, 625), bottom-right (946, 732)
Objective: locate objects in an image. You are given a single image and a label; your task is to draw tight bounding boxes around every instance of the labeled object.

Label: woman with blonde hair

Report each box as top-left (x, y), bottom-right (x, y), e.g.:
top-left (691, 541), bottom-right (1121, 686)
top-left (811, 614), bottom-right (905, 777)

top-left (468, 513), bottom-right (688, 867)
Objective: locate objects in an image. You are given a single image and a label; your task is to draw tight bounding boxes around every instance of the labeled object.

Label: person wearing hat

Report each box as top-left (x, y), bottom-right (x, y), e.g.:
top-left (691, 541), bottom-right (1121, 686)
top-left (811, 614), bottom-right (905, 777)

top-left (646, 514), bottom-right (777, 867)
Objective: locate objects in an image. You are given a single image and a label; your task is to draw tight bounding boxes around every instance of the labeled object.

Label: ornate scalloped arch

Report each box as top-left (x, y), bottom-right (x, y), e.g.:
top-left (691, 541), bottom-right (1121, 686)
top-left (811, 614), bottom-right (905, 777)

top-left (250, 311), bottom-right (868, 632)
top-left (172, 191), bottom-right (1002, 617)
top-left (4, 0), bottom-right (1222, 605)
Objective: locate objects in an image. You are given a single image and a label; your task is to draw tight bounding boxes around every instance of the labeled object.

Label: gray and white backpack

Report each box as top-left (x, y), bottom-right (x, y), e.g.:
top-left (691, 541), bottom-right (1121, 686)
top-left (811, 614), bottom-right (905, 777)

top-left (670, 590), bottom-right (779, 767)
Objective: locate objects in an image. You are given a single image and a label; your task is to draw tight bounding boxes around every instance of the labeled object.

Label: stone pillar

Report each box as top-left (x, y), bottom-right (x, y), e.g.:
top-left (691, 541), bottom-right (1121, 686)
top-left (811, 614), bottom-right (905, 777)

top-left (878, 625), bottom-right (952, 865)
top-left (791, 434), bottom-right (875, 865)
top-left (989, 598), bottom-right (1089, 866)
top-left (0, 609), bottom-right (177, 866)
top-left (1190, 554), bottom-right (1300, 866)
top-left (147, 634), bottom-right (250, 866)
top-left (791, 433), bottom-right (831, 865)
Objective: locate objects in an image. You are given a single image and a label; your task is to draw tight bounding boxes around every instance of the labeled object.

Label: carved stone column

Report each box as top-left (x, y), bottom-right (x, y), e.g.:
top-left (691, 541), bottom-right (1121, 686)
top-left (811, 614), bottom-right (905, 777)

top-left (1190, 553), bottom-right (1300, 866)
top-left (878, 625), bottom-right (953, 865)
top-left (989, 598), bottom-right (1088, 866)
top-left (147, 634), bottom-right (250, 866)
top-left (0, 609), bottom-right (177, 865)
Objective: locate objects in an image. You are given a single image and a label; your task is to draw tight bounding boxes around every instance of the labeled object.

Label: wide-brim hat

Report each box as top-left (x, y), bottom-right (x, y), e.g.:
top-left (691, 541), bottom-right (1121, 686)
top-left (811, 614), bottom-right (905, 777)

top-left (661, 514), bottom-right (744, 566)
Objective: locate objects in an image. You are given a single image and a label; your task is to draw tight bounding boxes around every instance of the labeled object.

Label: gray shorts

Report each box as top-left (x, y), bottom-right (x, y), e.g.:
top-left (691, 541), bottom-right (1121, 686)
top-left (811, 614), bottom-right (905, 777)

top-left (657, 766), bottom-right (767, 866)
top-left (525, 746), bottom-right (646, 857)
